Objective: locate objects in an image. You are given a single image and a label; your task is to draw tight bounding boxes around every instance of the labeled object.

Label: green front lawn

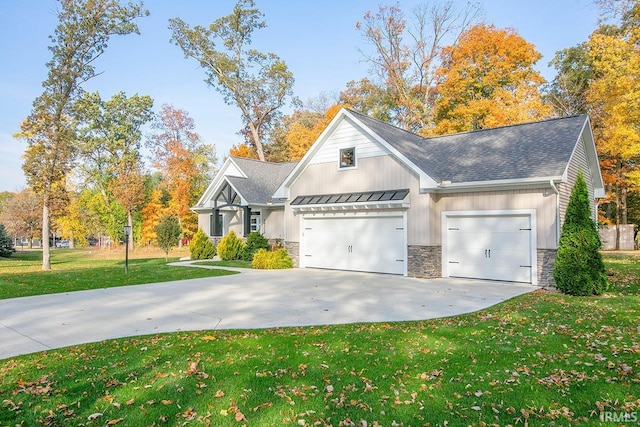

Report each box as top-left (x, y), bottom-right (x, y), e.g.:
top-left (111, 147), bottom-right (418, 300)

top-left (193, 259), bottom-right (253, 268)
top-left (0, 249), bottom-right (237, 300)
top-left (0, 253), bottom-right (638, 425)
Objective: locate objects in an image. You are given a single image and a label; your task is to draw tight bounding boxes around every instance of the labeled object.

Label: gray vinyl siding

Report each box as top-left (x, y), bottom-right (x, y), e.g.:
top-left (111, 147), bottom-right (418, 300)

top-left (558, 134), bottom-right (596, 228)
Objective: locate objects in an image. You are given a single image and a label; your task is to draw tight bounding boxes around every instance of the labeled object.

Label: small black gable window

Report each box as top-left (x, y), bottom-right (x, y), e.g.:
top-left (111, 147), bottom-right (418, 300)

top-left (340, 147), bottom-right (355, 168)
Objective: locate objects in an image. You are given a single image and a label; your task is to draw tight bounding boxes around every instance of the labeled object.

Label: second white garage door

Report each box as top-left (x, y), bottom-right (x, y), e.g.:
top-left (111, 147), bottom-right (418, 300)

top-left (301, 215), bottom-right (406, 275)
top-left (444, 212), bottom-right (535, 283)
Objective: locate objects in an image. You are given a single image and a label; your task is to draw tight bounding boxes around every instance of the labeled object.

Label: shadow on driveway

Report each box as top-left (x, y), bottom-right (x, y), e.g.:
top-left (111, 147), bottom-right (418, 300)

top-left (0, 265), bottom-right (538, 359)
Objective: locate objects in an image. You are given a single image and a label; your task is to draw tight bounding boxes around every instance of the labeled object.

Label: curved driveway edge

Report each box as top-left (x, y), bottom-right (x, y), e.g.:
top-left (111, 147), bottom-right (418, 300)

top-left (0, 265), bottom-right (538, 360)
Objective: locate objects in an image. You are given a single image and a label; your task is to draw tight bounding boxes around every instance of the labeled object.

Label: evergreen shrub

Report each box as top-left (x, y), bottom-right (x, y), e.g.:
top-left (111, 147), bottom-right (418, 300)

top-left (189, 228), bottom-right (216, 260)
top-left (217, 230), bottom-right (246, 261)
top-left (553, 172), bottom-right (608, 295)
top-left (0, 224), bottom-right (15, 257)
top-left (251, 248), bottom-right (293, 269)
top-left (242, 231), bottom-right (270, 261)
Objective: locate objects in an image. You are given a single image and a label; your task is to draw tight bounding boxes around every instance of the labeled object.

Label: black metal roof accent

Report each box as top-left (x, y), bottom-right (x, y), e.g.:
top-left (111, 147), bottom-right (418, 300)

top-left (291, 189), bottom-right (409, 206)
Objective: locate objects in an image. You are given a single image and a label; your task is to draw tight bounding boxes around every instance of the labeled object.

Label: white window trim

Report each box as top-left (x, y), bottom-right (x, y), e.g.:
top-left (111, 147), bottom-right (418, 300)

top-left (250, 209), bottom-right (262, 233)
top-left (338, 147), bottom-right (357, 170)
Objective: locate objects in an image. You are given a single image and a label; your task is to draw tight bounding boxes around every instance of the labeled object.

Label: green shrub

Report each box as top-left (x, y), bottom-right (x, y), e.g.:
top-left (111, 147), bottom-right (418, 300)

top-left (0, 223), bottom-right (15, 257)
top-left (251, 248), bottom-right (293, 269)
top-left (553, 172), bottom-right (608, 295)
top-left (217, 230), bottom-right (246, 261)
top-left (242, 231), bottom-right (270, 261)
top-left (189, 228), bottom-right (216, 260)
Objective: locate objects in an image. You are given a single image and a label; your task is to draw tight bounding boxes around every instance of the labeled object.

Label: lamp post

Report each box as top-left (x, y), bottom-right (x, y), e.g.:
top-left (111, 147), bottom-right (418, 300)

top-left (123, 225), bottom-right (132, 274)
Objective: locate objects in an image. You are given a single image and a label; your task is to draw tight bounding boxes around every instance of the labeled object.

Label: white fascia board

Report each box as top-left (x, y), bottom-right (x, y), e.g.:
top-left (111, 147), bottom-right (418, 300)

top-left (581, 117), bottom-right (606, 198)
top-left (193, 157), bottom-right (246, 208)
top-left (433, 176), bottom-right (564, 193)
top-left (342, 110), bottom-right (439, 190)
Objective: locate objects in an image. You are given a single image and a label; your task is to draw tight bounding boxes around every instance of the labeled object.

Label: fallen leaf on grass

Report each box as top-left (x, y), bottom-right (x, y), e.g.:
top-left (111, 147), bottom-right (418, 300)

top-left (235, 410), bottom-right (246, 422)
top-left (253, 402), bottom-right (273, 412)
top-left (87, 412), bottom-right (102, 420)
top-left (215, 390), bottom-right (225, 398)
top-left (107, 418), bottom-right (124, 425)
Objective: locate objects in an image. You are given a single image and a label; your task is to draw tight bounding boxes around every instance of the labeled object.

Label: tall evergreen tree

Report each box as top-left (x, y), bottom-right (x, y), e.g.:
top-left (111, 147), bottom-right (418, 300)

top-left (0, 224), bottom-right (15, 257)
top-left (554, 172), bottom-right (608, 295)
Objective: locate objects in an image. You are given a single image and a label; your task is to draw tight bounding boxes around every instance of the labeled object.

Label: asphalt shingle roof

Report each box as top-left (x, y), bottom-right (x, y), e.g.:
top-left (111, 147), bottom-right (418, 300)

top-left (227, 157), bottom-right (297, 204)
top-left (348, 110), bottom-right (587, 183)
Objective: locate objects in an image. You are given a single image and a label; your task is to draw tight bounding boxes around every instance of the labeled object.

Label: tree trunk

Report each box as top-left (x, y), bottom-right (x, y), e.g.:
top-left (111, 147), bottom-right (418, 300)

top-left (621, 185), bottom-right (627, 225)
top-left (177, 216), bottom-right (183, 248)
top-left (615, 159), bottom-right (621, 250)
top-left (247, 122), bottom-right (266, 161)
top-left (42, 203), bottom-right (51, 270)
top-left (127, 211), bottom-right (134, 251)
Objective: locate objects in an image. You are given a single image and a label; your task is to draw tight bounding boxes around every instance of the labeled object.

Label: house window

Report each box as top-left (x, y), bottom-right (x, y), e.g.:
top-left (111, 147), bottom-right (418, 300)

top-left (250, 210), bottom-right (262, 233)
top-left (210, 213), bottom-right (224, 237)
top-left (339, 147), bottom-right (356, 168)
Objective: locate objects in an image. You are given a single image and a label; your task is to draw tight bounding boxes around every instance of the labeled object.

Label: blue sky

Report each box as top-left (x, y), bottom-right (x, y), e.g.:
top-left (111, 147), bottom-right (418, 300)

top-left (0, 0), bottom-right (601, 193)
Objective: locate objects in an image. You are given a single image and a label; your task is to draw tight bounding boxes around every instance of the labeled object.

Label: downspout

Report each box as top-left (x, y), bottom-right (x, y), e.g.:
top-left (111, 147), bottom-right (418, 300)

top-left (549, 180), bottom-right (560, 246)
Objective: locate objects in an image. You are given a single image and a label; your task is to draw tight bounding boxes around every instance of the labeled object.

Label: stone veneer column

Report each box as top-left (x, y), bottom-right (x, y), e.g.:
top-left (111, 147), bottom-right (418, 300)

top-left (537, 249), bottom-right (557, 289)
top-left (407, 245), bottom-right (441, 278)
top-left (285, 242), bottom-right (300, 267)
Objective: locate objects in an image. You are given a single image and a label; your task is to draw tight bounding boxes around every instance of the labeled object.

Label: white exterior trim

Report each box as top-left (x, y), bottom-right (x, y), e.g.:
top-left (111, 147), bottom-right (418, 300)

top-left (441, 209), bottom-right (538, 285)
top-left (435, 176), bottom-right (563, 193)
top-left (273, 108), bottom-right (438, 199)
top-left (193, 157), bottom-right (247, 210)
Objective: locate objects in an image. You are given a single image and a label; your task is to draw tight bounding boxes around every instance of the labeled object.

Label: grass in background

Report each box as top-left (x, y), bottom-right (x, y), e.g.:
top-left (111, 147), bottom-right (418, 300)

top-left (193, 259), bottom-right (252, 269)
top-left (0, 248), bottom-right (237, 300)
top-left (0, 253), bottom-right (638, 425)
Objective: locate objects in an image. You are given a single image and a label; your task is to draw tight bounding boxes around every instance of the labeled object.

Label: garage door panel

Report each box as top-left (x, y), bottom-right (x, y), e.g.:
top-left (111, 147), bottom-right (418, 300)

top-left (445, 213), bottom-right (533, 283)
top-left (302, 215), bottom-right (405, 275)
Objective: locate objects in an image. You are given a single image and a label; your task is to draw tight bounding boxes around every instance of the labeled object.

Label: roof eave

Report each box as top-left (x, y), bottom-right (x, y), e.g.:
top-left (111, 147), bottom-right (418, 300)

top-left (431, 176), bottom-right (564, 193)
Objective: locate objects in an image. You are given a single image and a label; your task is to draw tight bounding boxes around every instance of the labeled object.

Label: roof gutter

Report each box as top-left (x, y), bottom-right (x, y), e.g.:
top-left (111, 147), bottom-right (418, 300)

top-left (432, 176), bottom-right (564, 193)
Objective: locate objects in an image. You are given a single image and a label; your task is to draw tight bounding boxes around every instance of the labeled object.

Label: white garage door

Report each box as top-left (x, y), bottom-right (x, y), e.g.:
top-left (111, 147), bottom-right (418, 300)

top-left (302, 215), bottom-right (406, 275)
top-left (445, 214), bottom-right (533, 283)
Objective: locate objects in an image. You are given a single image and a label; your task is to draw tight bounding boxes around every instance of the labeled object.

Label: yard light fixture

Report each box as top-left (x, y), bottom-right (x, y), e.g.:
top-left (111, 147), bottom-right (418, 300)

top-left (123, 225), bottom-right (132, 274)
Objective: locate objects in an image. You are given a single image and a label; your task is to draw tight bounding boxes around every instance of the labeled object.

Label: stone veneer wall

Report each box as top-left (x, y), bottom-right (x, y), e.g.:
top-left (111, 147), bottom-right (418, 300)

top-left (407, 245), bottom-right (441, 278)
top-left (537, 249), bottom-right (557, 289)
top-left (285, 241), bottom-right (300, 267)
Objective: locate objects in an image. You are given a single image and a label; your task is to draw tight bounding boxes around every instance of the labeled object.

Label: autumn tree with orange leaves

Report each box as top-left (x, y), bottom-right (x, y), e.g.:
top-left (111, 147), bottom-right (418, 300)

top-left (585, 2), bottom-right (640, 244)
top-left (345, 2), bottom-right (481, 133)
top-left (148, 105), bottom-right (217, 245)
top-left (433, 23), bottom-right (551, 134)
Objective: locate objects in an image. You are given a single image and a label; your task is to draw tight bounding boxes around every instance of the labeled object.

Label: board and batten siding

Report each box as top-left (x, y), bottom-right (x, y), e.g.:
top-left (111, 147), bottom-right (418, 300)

top-left (285, 155), bottom-right (430, 246)
top-left (309, 118), bottom-right (390, 165)
top-left (557, 134), bottom-right (596, 228)
top-left (431, 188), bottom-right (558, 249)
top-left (198, 212), bottom-right (211, 236)
top-left (262, 208), bottom-right (284, 240)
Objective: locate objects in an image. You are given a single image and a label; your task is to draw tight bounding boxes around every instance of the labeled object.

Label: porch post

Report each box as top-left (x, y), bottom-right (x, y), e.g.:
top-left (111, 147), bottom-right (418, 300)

top-left (243, 206), bottom-right (251, 237)
top-left (212, 208), bottom-right (220, 236)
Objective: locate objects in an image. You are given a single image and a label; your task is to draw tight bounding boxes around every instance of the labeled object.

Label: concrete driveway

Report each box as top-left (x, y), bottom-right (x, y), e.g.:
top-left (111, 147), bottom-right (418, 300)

top-left (0, 265), bottom-right (538, 359)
